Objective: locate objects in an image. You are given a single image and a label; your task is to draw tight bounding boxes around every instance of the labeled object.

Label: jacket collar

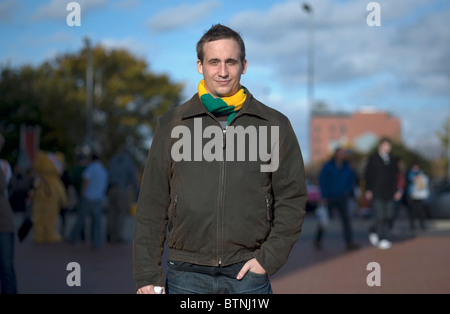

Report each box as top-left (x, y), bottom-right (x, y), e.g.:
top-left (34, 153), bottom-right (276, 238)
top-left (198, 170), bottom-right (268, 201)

top-left (181, 87), bottom-right (269, 121)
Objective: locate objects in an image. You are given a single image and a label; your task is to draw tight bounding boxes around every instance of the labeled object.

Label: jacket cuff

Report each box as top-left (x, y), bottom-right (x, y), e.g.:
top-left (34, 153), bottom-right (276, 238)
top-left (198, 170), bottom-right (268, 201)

top-left (134, 272), bottom-right (164, 292)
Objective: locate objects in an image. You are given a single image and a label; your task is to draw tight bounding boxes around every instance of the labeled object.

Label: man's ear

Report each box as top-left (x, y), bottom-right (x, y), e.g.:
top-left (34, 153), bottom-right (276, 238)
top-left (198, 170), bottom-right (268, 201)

top-left (242, 59), bottom-right (248, 74)
top-left (197, 59), bottom-right (203, 74)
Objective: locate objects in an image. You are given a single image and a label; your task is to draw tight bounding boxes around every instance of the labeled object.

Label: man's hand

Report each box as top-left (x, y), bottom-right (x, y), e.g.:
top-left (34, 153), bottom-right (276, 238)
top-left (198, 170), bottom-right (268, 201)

top-left (136, 285), bottom-right (166, 294)
top-left (394, 190), bottom-right (403, 202)
top-left (236, 258), bottom-right (266, 280)
top-left (365, 190), bottom-right (373, 201)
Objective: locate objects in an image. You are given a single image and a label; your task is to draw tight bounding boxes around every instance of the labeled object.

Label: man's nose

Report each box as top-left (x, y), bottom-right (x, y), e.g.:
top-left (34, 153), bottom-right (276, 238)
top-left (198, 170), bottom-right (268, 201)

top-left (219, 63), bottom-right (228, 77)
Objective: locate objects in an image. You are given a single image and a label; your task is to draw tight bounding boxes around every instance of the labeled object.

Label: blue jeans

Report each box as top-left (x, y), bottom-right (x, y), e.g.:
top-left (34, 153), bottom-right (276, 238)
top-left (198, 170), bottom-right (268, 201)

top-left (70, 198), bottom-right (104, 249)
top-left (165, 261), bottom-right (273, 294)
top-left (0, 232), bottom-right (18, 294)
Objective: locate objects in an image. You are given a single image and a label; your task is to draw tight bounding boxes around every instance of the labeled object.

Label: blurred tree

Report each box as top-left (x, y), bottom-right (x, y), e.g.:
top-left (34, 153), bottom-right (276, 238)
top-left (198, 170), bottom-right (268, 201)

top-left (0, 40), bottom-right (183, 170)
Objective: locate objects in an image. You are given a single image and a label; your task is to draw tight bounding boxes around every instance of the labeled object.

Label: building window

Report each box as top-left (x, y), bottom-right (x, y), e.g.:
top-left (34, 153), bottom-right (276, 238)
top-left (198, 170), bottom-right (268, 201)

top-left (329, 125), bottom-right (336, 134)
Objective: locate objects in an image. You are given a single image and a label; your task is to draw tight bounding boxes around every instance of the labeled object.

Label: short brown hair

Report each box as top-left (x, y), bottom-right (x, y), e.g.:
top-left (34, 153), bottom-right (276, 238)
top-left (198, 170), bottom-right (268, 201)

top-left (196, 24), bottom-right (246, 63)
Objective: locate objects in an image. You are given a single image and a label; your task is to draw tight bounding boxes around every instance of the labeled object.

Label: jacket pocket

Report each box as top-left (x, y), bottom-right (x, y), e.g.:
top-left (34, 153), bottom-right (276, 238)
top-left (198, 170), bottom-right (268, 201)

top-left (168, 194), bottom-right (189, 250)
top-left (255, 194), bottom-right (273, 245)
top-left (173, 194), bottom-right (178, 217)
top-left (168, 194), bottom-right (178, 243)
top-left (265, 194), bottom-right (273, 224)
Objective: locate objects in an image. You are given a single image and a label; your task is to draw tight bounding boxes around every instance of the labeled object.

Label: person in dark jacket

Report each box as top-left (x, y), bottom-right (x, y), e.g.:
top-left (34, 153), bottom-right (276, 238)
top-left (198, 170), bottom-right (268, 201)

top-left (315, 147), bottom-right (359, 251)
top-left (364, 137), bottom-right (402, 250)
top-left (0, 134), bottom-right (18, 294)
top-left (133, 24), bottom-right (308, 294)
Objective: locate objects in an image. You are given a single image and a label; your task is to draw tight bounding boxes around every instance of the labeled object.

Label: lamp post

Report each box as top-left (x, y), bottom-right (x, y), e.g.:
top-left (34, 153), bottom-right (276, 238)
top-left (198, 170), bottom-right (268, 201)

top-left (302, 3), bottom-right (314, 112)
top-left (84, 37), bottom-right (94, 154)
top-left (302, 3), bottom-right (314, 163)
top-left (447, 76), bottom-right (450, 179)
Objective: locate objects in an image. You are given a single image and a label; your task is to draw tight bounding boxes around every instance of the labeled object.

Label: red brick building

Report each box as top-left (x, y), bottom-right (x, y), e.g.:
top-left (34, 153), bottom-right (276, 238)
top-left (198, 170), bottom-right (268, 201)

top-left (309, 107), bottom-right (401, 165)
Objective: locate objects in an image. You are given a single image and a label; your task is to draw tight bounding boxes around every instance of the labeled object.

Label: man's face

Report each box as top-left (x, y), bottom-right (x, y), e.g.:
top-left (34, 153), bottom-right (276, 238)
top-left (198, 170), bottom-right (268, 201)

top-left (379, 141), bottom-right (392, 154)
top-left (197, 38), bottom-right (247, 98)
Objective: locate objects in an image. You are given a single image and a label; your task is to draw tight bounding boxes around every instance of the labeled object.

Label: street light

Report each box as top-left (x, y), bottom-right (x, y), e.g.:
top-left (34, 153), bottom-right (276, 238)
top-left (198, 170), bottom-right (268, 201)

top-left (302, 3), bottom-right (314, 163)
top-left (447, 76), bottom-right (450, 179)
top-left (302, 3), bottom-right (314, 111)
top-left (85, 37), bottom-right (94, 148)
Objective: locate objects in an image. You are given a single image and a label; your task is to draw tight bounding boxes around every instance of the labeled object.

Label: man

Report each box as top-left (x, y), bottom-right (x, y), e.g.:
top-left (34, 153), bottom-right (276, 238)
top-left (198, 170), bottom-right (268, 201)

top-left (315, 147), bottom-right (359, 251)
top-left (133, 24), bottom-right (307, 294)
top-left (0, 134), bottom-right (18, 294)
top-left (364, 137), bottom-right (402, 250)
top-left (70, 153), bottom-right (108, 249)
top-left (106, 146), bottom-right (139, 243)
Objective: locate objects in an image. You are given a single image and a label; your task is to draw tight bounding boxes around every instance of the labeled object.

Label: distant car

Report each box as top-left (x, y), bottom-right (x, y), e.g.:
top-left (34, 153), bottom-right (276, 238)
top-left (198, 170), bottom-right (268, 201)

top-left (423, 180), bottom-right (450, 219)
top-left (306, 182), bottom-right (320, 212)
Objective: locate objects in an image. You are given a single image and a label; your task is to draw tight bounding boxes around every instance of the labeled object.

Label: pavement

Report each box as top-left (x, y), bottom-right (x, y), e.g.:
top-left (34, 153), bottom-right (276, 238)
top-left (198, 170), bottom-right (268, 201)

top-left (10, 208), bottom-right (450, 294)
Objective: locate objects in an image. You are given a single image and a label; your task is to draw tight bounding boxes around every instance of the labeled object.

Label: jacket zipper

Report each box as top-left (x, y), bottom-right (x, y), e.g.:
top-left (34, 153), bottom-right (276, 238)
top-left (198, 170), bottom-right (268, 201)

top-left (222, 128), bottom-right (226, 149)
top-left (204, 112), bottom-right (226, 267)
top-left (218, 124), bottom-right (227, 267)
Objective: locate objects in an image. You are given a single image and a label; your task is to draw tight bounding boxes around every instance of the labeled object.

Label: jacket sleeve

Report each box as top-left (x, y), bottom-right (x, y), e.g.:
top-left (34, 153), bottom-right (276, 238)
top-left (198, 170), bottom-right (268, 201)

top-left (133, 120), bottom-right (171, 290)
top-left (319, 162), bottom-right (330, 199)
top-left (253, 120), bottom-right (308, 276)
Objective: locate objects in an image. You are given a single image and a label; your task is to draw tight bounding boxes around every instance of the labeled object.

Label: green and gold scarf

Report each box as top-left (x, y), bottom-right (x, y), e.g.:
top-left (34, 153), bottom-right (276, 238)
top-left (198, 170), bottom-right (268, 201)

top-left (198, 79), bottom-right (246, 125)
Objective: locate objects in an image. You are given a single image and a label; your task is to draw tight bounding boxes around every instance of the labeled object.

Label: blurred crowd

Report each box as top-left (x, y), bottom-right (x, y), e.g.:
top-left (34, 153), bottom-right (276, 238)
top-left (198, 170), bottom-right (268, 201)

top-left (310, 137), bottom-right (432, 252)
top-left (0, 133), bottom-right (139, 294)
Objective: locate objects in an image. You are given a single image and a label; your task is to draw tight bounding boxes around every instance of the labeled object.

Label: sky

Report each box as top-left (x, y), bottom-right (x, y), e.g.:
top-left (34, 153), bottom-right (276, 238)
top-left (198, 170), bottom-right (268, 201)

top-left (1, 0), bottom-right (449, 164)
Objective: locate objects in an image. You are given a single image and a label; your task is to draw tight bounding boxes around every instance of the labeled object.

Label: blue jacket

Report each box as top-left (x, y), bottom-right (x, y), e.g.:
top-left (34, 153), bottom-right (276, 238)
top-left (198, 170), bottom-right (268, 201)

top-left (319, 160), bottom-right (355, 199)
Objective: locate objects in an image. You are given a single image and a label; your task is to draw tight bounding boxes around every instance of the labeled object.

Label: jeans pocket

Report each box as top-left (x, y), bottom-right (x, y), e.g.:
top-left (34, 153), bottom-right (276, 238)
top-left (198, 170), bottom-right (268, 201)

top-left (246, 270), bottom-right (269, 284)
top-left (167, 264), bottom-right (184, 279)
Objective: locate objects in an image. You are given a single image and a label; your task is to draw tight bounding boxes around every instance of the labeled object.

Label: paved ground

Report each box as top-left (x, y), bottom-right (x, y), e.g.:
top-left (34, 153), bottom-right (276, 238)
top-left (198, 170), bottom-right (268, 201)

top-left (11, 208), bottom-right (450, 294)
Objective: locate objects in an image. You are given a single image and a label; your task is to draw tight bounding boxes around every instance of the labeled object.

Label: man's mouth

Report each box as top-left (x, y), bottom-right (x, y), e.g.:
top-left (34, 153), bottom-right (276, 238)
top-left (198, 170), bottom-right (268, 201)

top-left (216, 80), bottom-right (230, 86)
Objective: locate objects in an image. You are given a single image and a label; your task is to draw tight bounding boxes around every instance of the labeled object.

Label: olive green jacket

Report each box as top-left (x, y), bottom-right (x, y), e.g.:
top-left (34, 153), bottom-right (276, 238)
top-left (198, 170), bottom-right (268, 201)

top-left (133, 89), bottom-right (307, 289)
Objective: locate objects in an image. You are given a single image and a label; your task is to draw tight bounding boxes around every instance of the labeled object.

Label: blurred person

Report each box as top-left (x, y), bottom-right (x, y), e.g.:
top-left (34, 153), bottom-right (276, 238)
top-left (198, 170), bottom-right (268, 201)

top-left (387, 159), bottom-right (407, 234)
top-left (31, 151), bottom-right (68, 243)
top-left (54, 152), bottom-right (72, 237)
top-left (406, 162), bottom-right (430, 231)
top-left (69, 153), bottom-right (88, 241)
top-left (106, 146), bottom-right (139, 243)
top-left (69, 153), bottom-right (108, 249)
top-left (0, 134), bottom-right (18, 294)
top-left (8, 165), bottom-right (34, 213)
top-left (133, 24), bottom-right (307, 294)
top-left (315, 147), bottom-right (360, 251)
top-left (70, 153), bottom-right (88, 206)
top-left (364, 137), bottom-right (402, 250)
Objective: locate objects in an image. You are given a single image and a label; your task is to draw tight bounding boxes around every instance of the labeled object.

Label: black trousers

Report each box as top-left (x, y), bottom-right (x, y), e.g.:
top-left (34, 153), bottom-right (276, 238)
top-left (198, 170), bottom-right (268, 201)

top-left (315, 196), bottom-right (353, 245)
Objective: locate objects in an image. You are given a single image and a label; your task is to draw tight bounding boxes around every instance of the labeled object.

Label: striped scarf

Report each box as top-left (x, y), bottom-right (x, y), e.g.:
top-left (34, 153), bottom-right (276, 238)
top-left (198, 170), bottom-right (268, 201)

top-left (198, 79), bottom-right (246, 125)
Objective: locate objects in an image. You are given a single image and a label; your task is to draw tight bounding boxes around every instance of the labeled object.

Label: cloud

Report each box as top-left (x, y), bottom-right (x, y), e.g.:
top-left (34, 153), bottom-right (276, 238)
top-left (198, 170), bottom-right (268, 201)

top-left (33, 0), bottom-right (108, 20)
top-left (229, 0), bottom-right (450, 96)
top-left (226, 0), bottom-right (449, 159)
top-left (147, 0), bottom-right (221, 32)
top-left (100, 36), bottom-right (151, 60)
top-left (0, 0), bottom-right (23, 23)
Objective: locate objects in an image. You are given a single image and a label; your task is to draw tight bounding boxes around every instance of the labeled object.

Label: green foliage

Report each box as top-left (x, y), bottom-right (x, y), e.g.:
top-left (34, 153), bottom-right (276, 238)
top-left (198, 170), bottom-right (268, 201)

top-left (0, 40), bottom-right (184, 170)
